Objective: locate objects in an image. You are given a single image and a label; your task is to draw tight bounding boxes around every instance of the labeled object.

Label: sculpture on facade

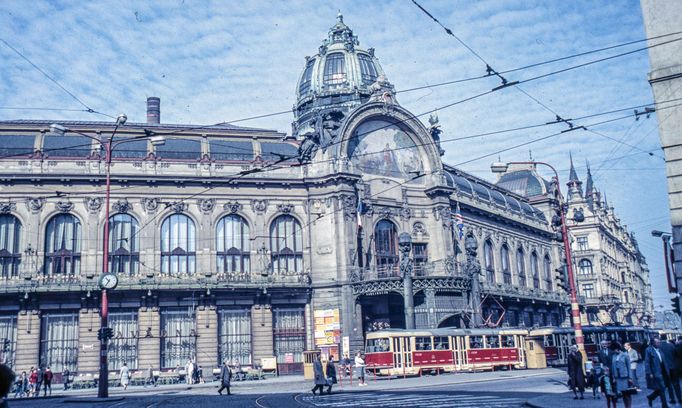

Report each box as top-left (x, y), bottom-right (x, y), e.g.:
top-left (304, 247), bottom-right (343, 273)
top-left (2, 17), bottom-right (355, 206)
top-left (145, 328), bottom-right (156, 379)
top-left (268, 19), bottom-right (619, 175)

top-left (463, 234), bottom-right (481, 278)
top-left (398, 232), bottom-right (413, 279)
top-left (428, 113), bottom-right (445, 156)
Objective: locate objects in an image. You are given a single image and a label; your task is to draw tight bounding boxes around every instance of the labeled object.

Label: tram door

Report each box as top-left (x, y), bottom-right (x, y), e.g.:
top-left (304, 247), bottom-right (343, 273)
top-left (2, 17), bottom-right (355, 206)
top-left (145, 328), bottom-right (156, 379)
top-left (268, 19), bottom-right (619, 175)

top-left (557, 333), bottom-right (570, 364)
top-left (392, 337), bottom-right (413, 373)
top-left (452, 335), bottom-right (467, 370)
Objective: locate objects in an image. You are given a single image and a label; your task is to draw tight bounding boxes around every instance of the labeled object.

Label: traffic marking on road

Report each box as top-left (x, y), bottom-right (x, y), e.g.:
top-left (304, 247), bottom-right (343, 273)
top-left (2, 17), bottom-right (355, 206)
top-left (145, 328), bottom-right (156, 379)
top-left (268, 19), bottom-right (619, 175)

top-left (298, 392), bottom-right (524, 407)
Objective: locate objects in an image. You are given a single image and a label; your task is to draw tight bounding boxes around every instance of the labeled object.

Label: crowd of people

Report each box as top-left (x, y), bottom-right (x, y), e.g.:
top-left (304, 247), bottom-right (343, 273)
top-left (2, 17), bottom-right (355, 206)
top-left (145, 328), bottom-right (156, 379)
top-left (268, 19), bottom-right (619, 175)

top-left (311, 351), bottom-right (367, 396)
top-left (11, 366), bottom-right (52, 398)
top-left (567, 336), bottom-right (682, 408)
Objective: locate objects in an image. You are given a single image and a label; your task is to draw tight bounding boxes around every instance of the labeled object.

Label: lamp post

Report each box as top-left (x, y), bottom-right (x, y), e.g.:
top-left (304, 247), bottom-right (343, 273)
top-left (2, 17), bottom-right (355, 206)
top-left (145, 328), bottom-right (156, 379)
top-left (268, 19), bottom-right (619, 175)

top-left (491, 161), bottom-right (585, 351)
top-left (652, 230), bottom-right (678, 316)
top-left (50, 117), bottom-right (164, 398)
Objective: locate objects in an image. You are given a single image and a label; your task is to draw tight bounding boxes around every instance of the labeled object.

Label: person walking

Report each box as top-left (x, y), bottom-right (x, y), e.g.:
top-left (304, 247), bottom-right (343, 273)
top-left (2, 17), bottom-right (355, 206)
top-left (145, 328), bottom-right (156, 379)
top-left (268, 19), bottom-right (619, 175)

top-left (599, 341), bottom-right (613, 368)
top-left (217, 360), bottom-right (231, 395)
top-left (355, 351), bottom-right (367, 387)
top-left (13, 371), bottom-right (27, 398)
top-left (145, 365), bottom-right (156, 388)
top-left (660, 336), bottom-right (681, 404)
top-left (196, 365), bottom-right (204, 384)
top-left (600, 366), bottom-right (617, 408)
top-left (184, 359), bottom-right (194, 385)
top-left (589, 358), bottom-right (604, 399)
top-left (611, 342), bottom-right (634, 408)
top-left (34, 367), bottom-right (43, 397)
top-left (567, 345), bottom-right (586, 399)
top-left (42, 366), bottom-right (52, 397)
top-left (62, 368), bottom-right (70, 391)
top-left (311, 355), bottom-right (325, 395)
top-left (646, 337), bottom-right (670, 408)
top-left (119, 363), bottom-right (130, 390)
top-left (325, 357), bottom-right (337, 395)
top-left (27, 368), bottom-right (37, 397)
top-left (624, 342), bottom-right (640, 389)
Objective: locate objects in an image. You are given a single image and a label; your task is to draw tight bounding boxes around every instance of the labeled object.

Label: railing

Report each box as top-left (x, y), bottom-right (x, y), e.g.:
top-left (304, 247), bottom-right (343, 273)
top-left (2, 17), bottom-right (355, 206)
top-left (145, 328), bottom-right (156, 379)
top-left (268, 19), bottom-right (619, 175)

top-left (480, 280), bottom-right (567, 303)
top-left (350, 260), bottom-right (465, 282)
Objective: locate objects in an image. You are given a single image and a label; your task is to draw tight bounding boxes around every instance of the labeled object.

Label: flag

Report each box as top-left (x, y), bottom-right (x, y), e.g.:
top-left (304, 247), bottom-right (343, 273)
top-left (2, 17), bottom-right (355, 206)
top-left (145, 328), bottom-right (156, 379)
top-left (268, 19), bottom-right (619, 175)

top-left (454, 203), bottom-right (464, 240)
top-left (356, 198), bottom-right (363, 228)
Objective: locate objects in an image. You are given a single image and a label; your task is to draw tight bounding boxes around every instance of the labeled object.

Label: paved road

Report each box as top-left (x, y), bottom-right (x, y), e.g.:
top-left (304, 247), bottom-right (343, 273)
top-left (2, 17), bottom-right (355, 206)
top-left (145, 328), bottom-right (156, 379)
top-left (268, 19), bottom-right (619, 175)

top-left (5, 368), bottom-right (569, 407)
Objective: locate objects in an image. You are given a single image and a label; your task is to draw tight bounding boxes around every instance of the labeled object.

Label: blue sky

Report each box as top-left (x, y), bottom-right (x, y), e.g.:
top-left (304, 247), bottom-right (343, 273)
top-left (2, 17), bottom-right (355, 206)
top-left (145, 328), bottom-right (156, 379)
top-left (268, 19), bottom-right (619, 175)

top-left (0, 0), bottom-right (675, 310)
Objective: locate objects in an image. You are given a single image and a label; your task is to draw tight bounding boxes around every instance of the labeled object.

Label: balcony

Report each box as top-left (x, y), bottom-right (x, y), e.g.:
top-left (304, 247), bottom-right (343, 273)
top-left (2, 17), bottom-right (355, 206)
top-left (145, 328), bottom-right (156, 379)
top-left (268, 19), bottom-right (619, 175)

top-left (350, 260), bottom-right (465, 282)
top-left (479, 280), bottom-right (568, 303)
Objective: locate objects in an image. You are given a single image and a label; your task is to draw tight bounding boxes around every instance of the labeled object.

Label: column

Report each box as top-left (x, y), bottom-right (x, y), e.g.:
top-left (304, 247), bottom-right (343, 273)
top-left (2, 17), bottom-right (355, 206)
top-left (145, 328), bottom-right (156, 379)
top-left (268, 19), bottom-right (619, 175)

top-left (251, 304), bottom-right (273, 365)
top-left (137, 308), bottom-right (160, 369)
top-left (15, 311), bottom-right (40, 374)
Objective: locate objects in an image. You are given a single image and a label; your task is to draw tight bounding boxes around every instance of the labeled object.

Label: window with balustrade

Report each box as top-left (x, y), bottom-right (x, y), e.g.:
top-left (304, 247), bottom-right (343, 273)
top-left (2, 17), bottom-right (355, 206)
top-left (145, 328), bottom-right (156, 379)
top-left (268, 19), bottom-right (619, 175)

top-left (160, 309), bottom-right (196, 369)
top-left (218, 309), bottom-right (251, 365)
top-left (217, 215), bottom-right (250, 280)
top-left (531, 252), bottom-right (540, 289)
top-left (484, 240), bottom-right (495, 283)
top-left (160, 214), bottom-right (196, 275)
top-left (270, 215), bottom-right (303, 275)
top-left (108, 214), bottom-right (139, 276)
top-left (44, 214), bottom-right (81, 276)
top-left (374, 220), bottom-right (398, 277)
top-left (0, 215), bottom-right (21, 279)
top-left (108, 311), bottom-right (138, 369)
top-left (39, 313), bottom-right (78, 372)
top-left (516, 248), bottom-right (526, 287)
top-left (501, 245), bottom-right (511, 284)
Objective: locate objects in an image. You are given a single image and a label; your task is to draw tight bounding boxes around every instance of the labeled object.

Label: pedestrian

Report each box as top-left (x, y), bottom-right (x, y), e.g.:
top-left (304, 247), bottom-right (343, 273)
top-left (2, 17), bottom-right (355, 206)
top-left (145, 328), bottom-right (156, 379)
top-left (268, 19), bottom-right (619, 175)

top-left (0, 364), bottom-right (15, 408)
top-left (311, 355), bottom-right (325, 395)
top-left (62, 368), bottom-right (69, 391)
top-left (42, 366), bottom-right (52, 397)
top-left (567, 345), bottom-right (585, 399)
top-left (217, 360), bottom-right (231, 396)
top-left (119, 362), bottom-right (130, 390)
top-left (145, 365), bottom-right (156, 388)
top-left (34, 367), bottom-right (43, 397)
top-left (27, 368), bottom-right (37, 397)
top-left (341, 354), bottom-right (351, 377)
top-left (610, 342), bottom-right (634, 408)
top-left (600, 366), bottom-right (617, 408)
top-left (660, 336), bottom-right (681, 404)
top-left (645, 337), bottom-right (670, 408)
top-left (624, 342), bottom-right (640, 389)
top-left (599, 341), bottom-right (613, 368)
top-left (355, 351), bottom-right (367, 387)
top-left (184, 359), bottom-right (194, 385)
top-left (13, 371), bottom-right (27, 398)
top-left (325, 356), bottom-right (337, 395)
top-left (589, 358), bottom-right (604, 399)
top-left (196, 365), bottom-right (204, 384)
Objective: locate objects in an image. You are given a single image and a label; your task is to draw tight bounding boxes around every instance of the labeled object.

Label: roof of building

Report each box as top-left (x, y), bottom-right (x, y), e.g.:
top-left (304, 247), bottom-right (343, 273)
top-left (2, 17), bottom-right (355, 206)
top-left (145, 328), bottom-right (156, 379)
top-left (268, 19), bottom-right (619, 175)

top-left (0, 119), bottom-right (278, 133)
top-left (496, 169), bottom-right (551, 198)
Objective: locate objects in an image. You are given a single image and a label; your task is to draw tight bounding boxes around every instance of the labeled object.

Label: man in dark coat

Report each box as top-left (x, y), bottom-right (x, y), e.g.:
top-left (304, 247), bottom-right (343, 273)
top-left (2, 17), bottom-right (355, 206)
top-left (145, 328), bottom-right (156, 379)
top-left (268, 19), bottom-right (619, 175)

top-left (598, 341), bottom-right (613, 368)
top-left (567, 345), bottom-right (585, 399)
top-left (325, 357), bottom-right (338, 395)
top-left (661, 336), bottom-right (681, 404)
top-left (646, 337), bottom-right (670, 408)
top-left (217, 360), bottom-right (232, 395)
top-left (311, 355), bottom-right (325, 395)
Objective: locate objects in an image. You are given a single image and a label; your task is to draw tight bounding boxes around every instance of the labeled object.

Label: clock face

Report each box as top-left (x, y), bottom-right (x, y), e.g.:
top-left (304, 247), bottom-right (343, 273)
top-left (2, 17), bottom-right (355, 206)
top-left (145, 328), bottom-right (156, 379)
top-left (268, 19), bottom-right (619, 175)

top-left (100, 273), bottom-right (118, 290)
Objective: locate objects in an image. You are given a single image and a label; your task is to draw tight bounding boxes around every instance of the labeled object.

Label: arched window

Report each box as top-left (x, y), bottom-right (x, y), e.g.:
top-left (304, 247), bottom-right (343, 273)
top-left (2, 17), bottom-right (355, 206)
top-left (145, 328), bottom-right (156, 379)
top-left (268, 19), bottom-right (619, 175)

top-left (484, 240), bottom-right (495, 283)
top-left (298, 58), bottom-right (315, 94)
top-left (358, 54), bottom-right (378, 84)
top-left (624, 291), bottom-right (629, 304)
top-left (270, 215), bottom-right (303, 275)
top-left (516, 248), bottom-right (526, 287)
top-left (374, 220), bottom-right (398, 278)
top-left (0, 215), bottom-right (21, 278)
top-left (544, 255), bottom-right (552, 291)
top-left (108, 214), bottom-right (139, 276)
top-left (501, 245), bottom-right (511, 284)
top-left (217, 215), bottom-right (250, 278)
top-left (44, 214), bottom-right (81, 275)
top-left (531, 252), bottom-right (540, 289)
top-left (578, 259), bottom-right (593, 275)
top-left (323, 53), bottom-right (346, 85)
top-left (160, 214), bottom-right (196, 275)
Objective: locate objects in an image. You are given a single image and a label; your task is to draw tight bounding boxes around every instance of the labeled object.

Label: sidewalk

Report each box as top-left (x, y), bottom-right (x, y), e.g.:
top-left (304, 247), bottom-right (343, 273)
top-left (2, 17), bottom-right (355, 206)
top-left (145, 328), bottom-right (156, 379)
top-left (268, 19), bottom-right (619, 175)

top-left (527, 390), bottom-right (666, 408)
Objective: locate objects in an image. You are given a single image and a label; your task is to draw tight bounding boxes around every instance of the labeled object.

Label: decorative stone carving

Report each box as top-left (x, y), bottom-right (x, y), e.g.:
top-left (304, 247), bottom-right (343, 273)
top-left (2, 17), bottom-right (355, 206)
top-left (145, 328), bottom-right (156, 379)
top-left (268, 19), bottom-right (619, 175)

top-left (85, 197), bottom-right (103, 214)
top-left (112, 199), bottom-right (131, 213)
top-left (399, 205), bottom-right (412, 221)
top-left (433, 205), bottom-right (452, 229)
top-left (368, 74), bottom-right (396, 104)
top-left (56, 200), bottom-right (74, 213)
top-left (198, 198), bottom-right (216, 214)
top-left (463, 234), bottom-right (482, 278)
top-left (378, 207), bottom-right (393, 220)
top-left (142, 198), bottom-right (159, 213)
top-left (277, 203), bottom-right (294, 214)
top-left (340, 194), bottom-right (356, 221)
top-left (299, 273), bottom-right (312, 286)
top-left (251, 200), bottom-right (268, 215)
top-left (398, 232), bottom-right (413, 279)
top-left (296, 111), bottom-right (346, 162)
top-left (0, 202), bottom-right (15, 214)
top-left (428, 113), bottom-right (445, 156)
top-left (27, 198), bottom-right (44, 213)
top-left (170, 202), bottom-right (186, 213)
top-left (412, 222), bottom-right (427, 236)
top-left (224, 201), bottom-right (242, 214)
top-left (444, 255), bottom-right (457, 275)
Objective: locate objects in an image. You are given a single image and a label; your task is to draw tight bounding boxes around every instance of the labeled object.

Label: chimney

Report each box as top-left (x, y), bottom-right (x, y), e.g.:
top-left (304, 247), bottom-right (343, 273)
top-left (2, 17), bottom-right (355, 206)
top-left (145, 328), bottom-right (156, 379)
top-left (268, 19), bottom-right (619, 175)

top-left (146, 97), bottom-right (160, 124)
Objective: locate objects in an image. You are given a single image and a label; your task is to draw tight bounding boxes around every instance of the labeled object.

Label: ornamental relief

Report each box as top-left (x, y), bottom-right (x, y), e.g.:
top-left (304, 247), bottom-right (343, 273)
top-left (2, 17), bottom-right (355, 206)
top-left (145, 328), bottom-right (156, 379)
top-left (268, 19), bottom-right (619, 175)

top-left (56, 200), bottom-right (74, 213)
top-left (0, 202), bottom-right (15, 214)
top-left (251, 200), bottom-right (268, 215)
top-left (276, 203), bottom-right (294, 214)
top-left (85, 197), bottom-right (103, 214)
top-left (412, 221), bottom-right (427, 236)
top-left (198, 198), bottom-right (216, 214)
top-left (339, 194), bottom-right (356, 221)
top-left (142, 198), bottom-right (159, 213)
top-left (27, 198), bottom-right (44, 213)
top-left (112, 199), bottom-right (131, 214)
top-left (223, 201), bottom-right (242, 214)
top-left (170, 202), bottom-right (186, 213)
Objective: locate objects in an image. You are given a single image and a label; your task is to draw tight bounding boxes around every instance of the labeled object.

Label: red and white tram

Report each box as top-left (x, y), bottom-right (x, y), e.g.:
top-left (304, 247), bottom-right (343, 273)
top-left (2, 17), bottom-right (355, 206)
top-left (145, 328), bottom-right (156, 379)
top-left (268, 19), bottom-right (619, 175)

top-left (364, 328), bottom-right (527, 376)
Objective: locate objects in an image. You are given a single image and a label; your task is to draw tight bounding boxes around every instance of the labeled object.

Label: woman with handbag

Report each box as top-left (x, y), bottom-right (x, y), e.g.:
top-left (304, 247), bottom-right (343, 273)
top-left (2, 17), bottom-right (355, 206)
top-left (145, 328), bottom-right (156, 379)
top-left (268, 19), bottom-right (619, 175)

top-left (610, 342), bottom-right (635, 408)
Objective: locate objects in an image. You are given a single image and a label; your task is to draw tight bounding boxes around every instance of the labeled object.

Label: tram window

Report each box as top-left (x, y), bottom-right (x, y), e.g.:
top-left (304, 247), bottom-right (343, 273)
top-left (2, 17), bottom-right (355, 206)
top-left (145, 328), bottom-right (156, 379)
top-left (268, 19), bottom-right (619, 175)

top-left (543, 335), bottom-right (555, 347)
top-left (584, 333), bottom-right (597, 345)
top-left (366, 338), bottom-right (389, 352)
top-left (501, 335), bottom-right (515, 347)
top-left (415, 336), bottom-right (432, 351)
top-left (434, 336), bottom-right (448, 350)
top-left (469, 336), bottom-right (484, 349)
top-left (487, 336), bottom-right (500, 348)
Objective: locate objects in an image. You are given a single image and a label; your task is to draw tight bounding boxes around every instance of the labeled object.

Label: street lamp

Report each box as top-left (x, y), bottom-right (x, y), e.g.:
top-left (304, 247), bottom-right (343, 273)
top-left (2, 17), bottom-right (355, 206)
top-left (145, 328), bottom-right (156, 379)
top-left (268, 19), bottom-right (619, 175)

top-left (491, 161), bottom-right (586, 351)
top-left (651, 230), bottom-right (677, 297)
top-left (50, 116), bottom-right (164, 398)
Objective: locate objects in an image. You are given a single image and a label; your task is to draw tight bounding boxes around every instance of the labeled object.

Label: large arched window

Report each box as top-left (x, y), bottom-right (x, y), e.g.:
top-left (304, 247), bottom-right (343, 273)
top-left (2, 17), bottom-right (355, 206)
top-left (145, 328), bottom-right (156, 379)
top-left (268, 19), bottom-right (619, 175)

top-left (45, 214), bottom-right (81, 275)
top-left (516, 248), bottom-right (526, 287)
top-left (579, 259), bottom-right (593, 275)
top-left (217, 214), bottom-right (250, 277)
top-left (298, 58), bottom-right (315, 95)
top-left (358, 54), bottom-right (378, 85)
top-left (0, 215), bottom-right (21, 278)
top-left (270, 215), bottom-right (303, 275)
top-left (160, 214), bottom-right (196, 275)
top-left (544, 255), bottom-right (552, 291)
top-left (484, 240), bottom-right (495, 283)
top-left (501, 245), bottom-right (511, 284)
top-left (531, 252), bottom-right (540, 289)
top-left (108, 214), bottom-right (139, 276)
top-left (323, 53), bottom-right (346, 85)
top-left (374, 220), bottom-right (399, 278)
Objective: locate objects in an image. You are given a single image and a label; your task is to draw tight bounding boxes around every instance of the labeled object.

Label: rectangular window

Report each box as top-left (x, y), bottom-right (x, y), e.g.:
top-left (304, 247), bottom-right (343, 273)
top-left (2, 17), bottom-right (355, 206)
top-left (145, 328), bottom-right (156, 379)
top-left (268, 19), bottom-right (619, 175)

top-left (582, 283), bottom-right (595, 299)
top-left (40, 313), bottom-right (78, 372)
top-left (273, 308), bottom-right (305, 364)
top-left (109, 311), bottom-right (138, 370)
top-left (218, 309), bottom-right (251, 365)
top-left (577, 236), bottom-right (588, 251)
top-left (412, 243), bottom-right (428, 276)
top-left (486, 335), bottom-right (500, 348)
top-left (433, 336), bottom-right (448, 350)
top-left (160, 309), bottom-right (196, 369)
top-left (0, 316), bottom-right (17, 367)
top-left (469, 336), bottom-right (484, 349)
top-left (366, 338), bottom-right (390, 353)
top-left (501, 335), bottom-right (516, 348)
top-left (415, 336), bottom-right (432, 351)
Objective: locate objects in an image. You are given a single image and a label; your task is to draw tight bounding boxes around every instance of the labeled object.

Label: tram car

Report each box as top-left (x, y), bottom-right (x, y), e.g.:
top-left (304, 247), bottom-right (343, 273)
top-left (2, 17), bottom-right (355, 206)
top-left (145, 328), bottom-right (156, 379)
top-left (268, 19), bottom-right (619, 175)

top-left (364, 328), bottom-right (527, 376)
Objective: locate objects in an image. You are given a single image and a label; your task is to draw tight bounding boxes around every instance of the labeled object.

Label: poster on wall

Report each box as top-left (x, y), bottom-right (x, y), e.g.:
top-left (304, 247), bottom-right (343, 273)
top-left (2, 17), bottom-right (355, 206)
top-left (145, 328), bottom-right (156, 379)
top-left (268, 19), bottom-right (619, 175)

top-left (314, 308), bottom-right (340, 360)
